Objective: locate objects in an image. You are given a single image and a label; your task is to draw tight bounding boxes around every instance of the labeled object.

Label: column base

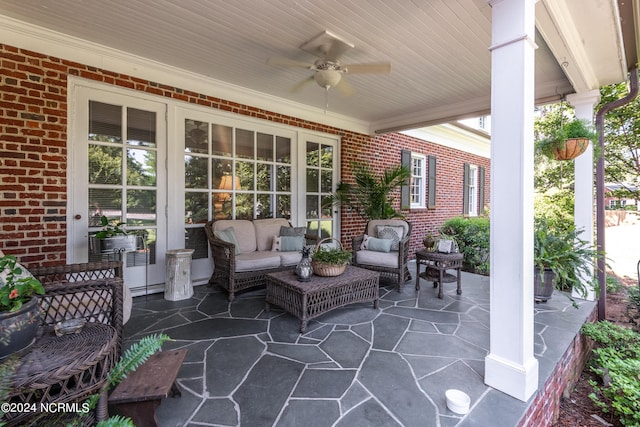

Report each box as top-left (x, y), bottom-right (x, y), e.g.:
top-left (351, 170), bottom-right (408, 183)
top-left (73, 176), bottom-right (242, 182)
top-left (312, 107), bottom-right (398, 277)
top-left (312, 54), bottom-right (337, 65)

top-left (485, 353), bottom-right (539, 402)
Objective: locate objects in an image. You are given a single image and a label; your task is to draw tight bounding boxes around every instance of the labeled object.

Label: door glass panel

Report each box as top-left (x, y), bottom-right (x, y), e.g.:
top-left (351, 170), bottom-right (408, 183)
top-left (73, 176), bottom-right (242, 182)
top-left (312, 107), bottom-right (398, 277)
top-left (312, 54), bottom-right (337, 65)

top-left (235, 193), bottom-right (254, 220)
top-left (276, 195), bottom-right (290, 218)
top-left (321, 170), bottom-right (332, 193)
top-left (185, 156), bottom-right (208, 189)
top-left (236, 129), bottom-right (254, 159)
top-left (185, 192), bottom-right (208, 224)
top-left (306, 142), bottom-right (319, 166)
top-left (304, 138), bottom-right (336, 239)
top-left (185, 120), bottom-right (209, 154)
top-left (237, 161), bottom-right (254, 190)
top-left (213, 191), bottom-right (232, 220)
top-left (127, 148), bottom-right (156, 186)
top-left (256, 164), bottom-right (272, 191)
top-left (276, 136), bottom-right (291, 163)
top-left (212, 159), bottom-right (232, 189)
top-left (126, 190), bottom-right (156, 226)
top-left (277, 166), bottom-right (290, 192)
top-left (89, 101), bottom-right (121, 142)
top-left (321, 145), bottom-right (333, 168)
top-left (212, 124), bottom-right (232, 157)
top-left (88, 188), bottom-right (122, 225)
top-left (319, 220), bottom-right (332, 238)
top-left (321, 195), bottom-right (333, 217)
top-left (257, 194), bottom-right (272, 219)
top-left (257, 133), bottom-right (273, 161)
top-left (306, 195), bottom-right (318, 218)
top-left (89, 145), bottom-right (122, 185)
top-left (127, 108), bottom-right (156, 148)
top-left (307, 169), bottom-right (318, 192)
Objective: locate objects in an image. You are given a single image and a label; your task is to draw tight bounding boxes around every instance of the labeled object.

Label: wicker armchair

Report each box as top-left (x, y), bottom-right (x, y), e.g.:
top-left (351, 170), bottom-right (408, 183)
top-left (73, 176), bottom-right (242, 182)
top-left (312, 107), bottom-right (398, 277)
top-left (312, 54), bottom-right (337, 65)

top-left (3, 261), bottom-right (123, 426)
top-left (352, 219), bottom-right (412, 291)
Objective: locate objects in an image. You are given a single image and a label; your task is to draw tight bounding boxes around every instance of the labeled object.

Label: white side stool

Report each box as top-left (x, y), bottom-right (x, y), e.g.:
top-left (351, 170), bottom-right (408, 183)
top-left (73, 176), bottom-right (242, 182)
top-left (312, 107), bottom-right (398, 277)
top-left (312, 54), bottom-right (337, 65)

top-left (165, 249), bottom-right (194, 301)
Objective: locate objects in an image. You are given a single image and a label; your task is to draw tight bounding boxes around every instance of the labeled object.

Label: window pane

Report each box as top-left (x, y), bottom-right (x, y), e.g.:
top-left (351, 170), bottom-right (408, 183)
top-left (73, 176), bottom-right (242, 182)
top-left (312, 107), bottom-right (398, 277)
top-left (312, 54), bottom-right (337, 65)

top-left (235, 193), bottom-right (254, 220)
top-left (89, 101), bottom-right (121, 143)
top-left (127, 148), bottom-right (156, 186)
top-left (237, 161), bottom-right (254, 191)
top-left (276, 194), bottom-right (290, 219)
top-left (213, 191), bottom-right (232, 220)
top-left (277, 166), bottom-right (290, 192)
top-left (236, 129), bottom-right (254, 159)
top-left (127, 108), bottom-right (156, 148)
top-left (212, 124), bottom-right (232, 157)
top-left (319, 220), bottom-right (332, 238)
top-left (126, 190), bottom-right (156, 226)
top-left (306, 142), bottom-right (319, 166)
top-left (185, 120), bottom-right (208, 154)
top-left (89, 188), bottom-right (122, 225)
top-left (321, 145), bottom-right (333, 168)
top-left (321, 195), bottom-right (333, 217)
top-left (256, 164), bottom-right (272, 191)
top-left (185, 192), bottom-right (208, 224)
top-left (307, 169), bottom-right (318, 192)
top-left (185, 156), bottom-right (209, 189)
top-left (321, 170), bottom-right (332, 193)
top-left (257, 133), bottom-right (273, 161)
top-left (212, 159), bottom-right (232, 189)
top-left (186, 227), bottom-right (208, 260)
top-left (306, 220), bottom-right (319, 237)
top-left (306, 195), bottom-right (318, 218)
top-left (89, 145), bottom-right (122, 184)
top-left (256, 194), bottom-right (272, 219)
top-left (276, 136), bottom-right (291, 163)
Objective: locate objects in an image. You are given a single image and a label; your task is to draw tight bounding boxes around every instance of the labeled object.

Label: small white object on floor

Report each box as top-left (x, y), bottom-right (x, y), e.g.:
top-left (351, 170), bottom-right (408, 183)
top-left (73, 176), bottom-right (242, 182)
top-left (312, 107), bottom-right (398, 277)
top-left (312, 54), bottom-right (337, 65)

top-left (446, 389), bottom-right (470, 415)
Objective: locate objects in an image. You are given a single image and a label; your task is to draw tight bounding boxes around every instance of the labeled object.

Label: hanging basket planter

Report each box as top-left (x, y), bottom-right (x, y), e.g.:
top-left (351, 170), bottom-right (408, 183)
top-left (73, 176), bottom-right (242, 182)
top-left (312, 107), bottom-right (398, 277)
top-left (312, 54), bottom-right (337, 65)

top-left (552, 137), bottom-right (589, 161)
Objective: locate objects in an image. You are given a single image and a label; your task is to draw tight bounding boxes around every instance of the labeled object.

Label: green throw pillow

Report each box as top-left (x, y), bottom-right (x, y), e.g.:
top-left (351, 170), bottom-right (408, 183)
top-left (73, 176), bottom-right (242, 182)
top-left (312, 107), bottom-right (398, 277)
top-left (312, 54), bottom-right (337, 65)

top-left (361, 234), bottom-right (392, 252)
top-left (272, 235), bottom-right (304, 252)
top-left (279, 226), bottom-right (307, 237)
top-left (214, 227), bottom-right (241, 254)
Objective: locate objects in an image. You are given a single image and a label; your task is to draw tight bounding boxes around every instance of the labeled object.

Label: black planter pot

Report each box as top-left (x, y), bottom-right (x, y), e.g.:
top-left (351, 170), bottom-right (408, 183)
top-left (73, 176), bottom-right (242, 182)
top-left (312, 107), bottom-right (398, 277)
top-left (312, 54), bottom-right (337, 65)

top-left (534, 267), bottom-right (555, 303)
top-left (0, 297), bottom-right (40, 360)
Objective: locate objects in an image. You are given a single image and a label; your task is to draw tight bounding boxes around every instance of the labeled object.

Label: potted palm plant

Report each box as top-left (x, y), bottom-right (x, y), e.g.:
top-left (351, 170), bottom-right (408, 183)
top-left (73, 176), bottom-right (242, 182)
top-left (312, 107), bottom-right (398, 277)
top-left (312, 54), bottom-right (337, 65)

top-left (90, 215), bottom-right (138, 254)
top-left (533, 218), bottom-right (599, 303)
top-left (536, 118), bottom-right (596, 161)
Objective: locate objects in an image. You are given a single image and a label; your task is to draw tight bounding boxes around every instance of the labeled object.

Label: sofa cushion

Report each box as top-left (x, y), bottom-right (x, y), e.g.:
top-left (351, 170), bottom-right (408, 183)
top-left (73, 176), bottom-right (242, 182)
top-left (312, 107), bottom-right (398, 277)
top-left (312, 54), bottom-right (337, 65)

top-left (356, 250), bottom-right (399, 269)
top-left (253, 218), bottom-right (292, 251)
top-left (213, 220), bottom-right (256, 253)
top-left (235, 251), bottom-right (282, 272)
top-left (279, 251), bottom-right (303, 267)
top-left (214, 227), bottom-right (241, 255)
top-left (271, 235), bottom-right (304, 252)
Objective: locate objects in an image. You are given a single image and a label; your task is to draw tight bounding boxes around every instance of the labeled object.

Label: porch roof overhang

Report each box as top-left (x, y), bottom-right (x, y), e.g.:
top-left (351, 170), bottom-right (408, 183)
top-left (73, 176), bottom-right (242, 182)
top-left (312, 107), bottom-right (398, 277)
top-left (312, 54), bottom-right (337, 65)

top-left (0, 0), bottom-right (637, 136)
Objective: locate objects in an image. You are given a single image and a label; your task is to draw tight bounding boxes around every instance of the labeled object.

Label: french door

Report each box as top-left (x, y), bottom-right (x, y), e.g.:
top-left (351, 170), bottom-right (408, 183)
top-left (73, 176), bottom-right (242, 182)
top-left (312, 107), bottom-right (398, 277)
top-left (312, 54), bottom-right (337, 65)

top-left (69, 86), bottom-right (167, 294)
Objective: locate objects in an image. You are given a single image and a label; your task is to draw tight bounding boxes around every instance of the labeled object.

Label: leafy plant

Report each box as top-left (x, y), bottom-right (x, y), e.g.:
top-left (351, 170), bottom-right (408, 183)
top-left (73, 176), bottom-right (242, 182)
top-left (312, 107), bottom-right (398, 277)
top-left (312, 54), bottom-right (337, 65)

top-left (439, 216), bottom-right (490, 275)
top-left (533, 217), bottom-right (600, 299)
top-left (311, 246), bottom-right (352, 265)
top-left (329, 161), bottom-right (410, 220)
top-left (0, 255), bottom-right (45, 312)
top-left (536, 118), bottom-right (596, 160)
top-left (94, 215), bottom-right (128, 239)
top-left (581, 321), bottom-right (640, 426)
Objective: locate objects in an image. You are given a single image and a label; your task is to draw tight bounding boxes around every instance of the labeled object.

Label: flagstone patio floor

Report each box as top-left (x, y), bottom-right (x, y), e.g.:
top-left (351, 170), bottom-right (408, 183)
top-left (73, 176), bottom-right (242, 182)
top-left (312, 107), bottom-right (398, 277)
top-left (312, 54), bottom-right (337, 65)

top-left (124, 261), bottom-right (596, 427)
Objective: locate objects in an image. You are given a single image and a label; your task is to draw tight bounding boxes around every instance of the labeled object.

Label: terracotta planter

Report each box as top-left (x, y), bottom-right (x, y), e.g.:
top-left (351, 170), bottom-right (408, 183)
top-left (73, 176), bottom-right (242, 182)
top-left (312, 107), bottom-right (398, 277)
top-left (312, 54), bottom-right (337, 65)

top-left (0, 297), bottom-right (41, 360)
top-left (553, 138), bottom-right (589, 161)
top-left (534, 267), bottom-right (555, 303)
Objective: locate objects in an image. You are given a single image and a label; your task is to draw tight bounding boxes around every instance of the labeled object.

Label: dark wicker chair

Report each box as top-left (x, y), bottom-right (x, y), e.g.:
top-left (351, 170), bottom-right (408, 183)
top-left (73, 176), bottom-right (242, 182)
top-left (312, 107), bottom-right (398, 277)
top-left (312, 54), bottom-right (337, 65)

top-left (3, 261), bottom-right (124, 426)
top-left (204, 219), bottom-right (318, 301)
top-left (352, 219), bottom-right (412, 291)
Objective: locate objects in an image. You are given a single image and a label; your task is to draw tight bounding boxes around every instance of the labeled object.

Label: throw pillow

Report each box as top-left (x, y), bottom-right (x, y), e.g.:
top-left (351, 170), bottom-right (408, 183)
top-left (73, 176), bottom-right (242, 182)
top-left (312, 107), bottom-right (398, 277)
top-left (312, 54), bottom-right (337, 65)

top-left (279, 226), bottom-right (307, 237)
top-left (376, 225), bottom-right (405, 251)
top-left (214, 227), bottom-right (241, 255)
top-left (360, 234), bottom-right (392, 253)
top-left (271, 235), bottom-right (305, 252)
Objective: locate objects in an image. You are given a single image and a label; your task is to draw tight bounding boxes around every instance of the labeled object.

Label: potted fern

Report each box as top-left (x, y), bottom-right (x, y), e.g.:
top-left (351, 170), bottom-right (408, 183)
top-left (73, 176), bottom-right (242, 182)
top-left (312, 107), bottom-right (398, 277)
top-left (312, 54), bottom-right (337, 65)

top-left (536, 118), bottom-right (596, 161)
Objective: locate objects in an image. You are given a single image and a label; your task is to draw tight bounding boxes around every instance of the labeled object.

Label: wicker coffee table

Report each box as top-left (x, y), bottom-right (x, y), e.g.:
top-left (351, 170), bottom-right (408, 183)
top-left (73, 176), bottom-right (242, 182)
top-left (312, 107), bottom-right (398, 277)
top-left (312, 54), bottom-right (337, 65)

top-left (265, 266), bottom-right (380, 333)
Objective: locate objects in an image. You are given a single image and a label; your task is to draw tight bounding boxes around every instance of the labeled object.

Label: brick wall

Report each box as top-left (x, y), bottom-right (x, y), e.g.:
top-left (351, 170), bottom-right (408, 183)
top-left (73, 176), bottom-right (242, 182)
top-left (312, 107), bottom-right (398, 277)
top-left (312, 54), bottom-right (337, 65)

top-left (0, 43), bottom-right (490, 265)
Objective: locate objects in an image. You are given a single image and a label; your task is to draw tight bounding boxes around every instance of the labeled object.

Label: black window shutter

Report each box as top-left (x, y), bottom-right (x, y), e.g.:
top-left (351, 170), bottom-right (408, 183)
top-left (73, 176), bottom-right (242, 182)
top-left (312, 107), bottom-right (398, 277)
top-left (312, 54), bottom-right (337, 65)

top-left (463, 163), bottom-right (470, 215)
top-left (427, 155), bottom-right (436, 209)
top-left (479, 166), bottom-right (485, 214)
top-left (401, 149), bottom-right (411, 209)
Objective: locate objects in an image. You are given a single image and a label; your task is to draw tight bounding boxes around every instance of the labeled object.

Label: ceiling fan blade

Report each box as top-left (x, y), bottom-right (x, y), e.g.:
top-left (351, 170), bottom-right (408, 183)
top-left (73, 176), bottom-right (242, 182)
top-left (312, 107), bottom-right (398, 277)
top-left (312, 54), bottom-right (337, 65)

top-left (342, 62), bottom-right (391, 74)
top-left (291, 76), bottom-right (315, 92)
top-left (335, 77), bottom-right (356, 97)
top-left (267, 57), bottom-right (315, 69)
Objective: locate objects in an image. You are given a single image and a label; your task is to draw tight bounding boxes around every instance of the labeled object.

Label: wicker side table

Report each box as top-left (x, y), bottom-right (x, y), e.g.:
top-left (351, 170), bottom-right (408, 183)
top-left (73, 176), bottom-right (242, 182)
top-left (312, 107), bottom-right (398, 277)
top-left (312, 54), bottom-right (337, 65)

top-left (415, 250), bottom-right (464, 299)
top-left (3, 323), bottom-right (119, 426)
top-left (265, 266), bottom-right (380, 333)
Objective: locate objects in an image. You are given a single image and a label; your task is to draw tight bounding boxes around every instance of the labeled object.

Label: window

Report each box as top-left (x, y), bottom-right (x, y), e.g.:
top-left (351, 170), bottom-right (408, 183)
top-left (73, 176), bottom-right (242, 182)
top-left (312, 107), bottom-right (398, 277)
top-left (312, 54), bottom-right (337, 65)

top-left (410, 153), bottom-right (426, 208)
top-left (463, 163), bottom-right (485, 216)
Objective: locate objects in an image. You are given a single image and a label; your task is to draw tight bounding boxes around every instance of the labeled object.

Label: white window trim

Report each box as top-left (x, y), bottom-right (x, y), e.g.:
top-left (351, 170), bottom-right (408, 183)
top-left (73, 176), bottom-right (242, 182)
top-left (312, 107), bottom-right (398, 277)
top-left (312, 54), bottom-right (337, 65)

top-left (410, 153), bottom-right (426, 209)
top-left (468, 164), bottom-right (478, 217)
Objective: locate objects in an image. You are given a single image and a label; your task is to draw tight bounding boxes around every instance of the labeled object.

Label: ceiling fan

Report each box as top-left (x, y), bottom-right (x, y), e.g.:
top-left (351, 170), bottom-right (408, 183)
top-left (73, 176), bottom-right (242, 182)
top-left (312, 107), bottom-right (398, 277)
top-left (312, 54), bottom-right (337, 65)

top-left (267, 30), bottom-right (391, 97)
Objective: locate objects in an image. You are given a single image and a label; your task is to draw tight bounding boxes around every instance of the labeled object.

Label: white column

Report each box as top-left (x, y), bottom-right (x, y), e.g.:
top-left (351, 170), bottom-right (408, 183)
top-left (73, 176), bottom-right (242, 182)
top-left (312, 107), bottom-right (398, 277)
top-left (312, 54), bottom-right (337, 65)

top-left (485, 0), bottom-right (539, 401)
top-left (566, 91), bottom-right (600, 301)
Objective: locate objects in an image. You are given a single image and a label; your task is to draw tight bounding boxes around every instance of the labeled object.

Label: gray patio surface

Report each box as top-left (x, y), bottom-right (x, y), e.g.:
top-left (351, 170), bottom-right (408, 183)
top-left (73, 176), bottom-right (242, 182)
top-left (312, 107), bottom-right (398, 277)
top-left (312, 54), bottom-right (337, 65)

top-left (123, 260), bottom-right (596, 427)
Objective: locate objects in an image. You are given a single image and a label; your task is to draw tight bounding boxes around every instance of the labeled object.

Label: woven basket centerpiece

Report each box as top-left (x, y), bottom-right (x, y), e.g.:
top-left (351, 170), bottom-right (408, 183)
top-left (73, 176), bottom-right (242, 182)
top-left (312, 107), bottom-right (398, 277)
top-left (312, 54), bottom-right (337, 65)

top-left (311, 237), bottom-right (349, 277)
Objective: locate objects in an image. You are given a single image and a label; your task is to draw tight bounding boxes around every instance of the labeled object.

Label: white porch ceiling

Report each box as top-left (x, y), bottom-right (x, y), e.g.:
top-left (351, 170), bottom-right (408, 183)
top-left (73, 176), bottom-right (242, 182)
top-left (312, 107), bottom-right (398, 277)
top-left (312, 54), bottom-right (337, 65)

top-left (0, 0), bottom-right (635, 134)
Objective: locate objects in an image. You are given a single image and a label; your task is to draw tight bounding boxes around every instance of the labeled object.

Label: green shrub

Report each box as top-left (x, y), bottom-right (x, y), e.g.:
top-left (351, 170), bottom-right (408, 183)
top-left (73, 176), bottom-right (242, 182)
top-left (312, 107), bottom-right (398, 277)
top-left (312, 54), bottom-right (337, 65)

top-left (439, 216), bottom-right (490, 275)
top-left (629, 286), bottom-right (640, 309)
top-left (605, 275), bottom-right (623, 294)
top-left (581, 321), bottom-right (640, 425)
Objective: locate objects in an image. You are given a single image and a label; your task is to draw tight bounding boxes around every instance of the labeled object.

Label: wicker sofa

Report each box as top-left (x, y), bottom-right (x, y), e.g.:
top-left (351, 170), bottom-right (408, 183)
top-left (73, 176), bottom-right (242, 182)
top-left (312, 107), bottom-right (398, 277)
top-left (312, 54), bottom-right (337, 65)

top-left (204, 218), bottom-right (317, 301)
top-left (352, 219), bottom-right (412, 291)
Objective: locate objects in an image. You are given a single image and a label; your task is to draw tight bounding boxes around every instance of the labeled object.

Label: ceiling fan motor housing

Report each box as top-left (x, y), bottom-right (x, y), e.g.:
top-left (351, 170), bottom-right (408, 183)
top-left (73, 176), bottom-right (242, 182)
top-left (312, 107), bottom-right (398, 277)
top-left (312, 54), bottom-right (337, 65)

top-left (314, 69), bottom-right (342, 89)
